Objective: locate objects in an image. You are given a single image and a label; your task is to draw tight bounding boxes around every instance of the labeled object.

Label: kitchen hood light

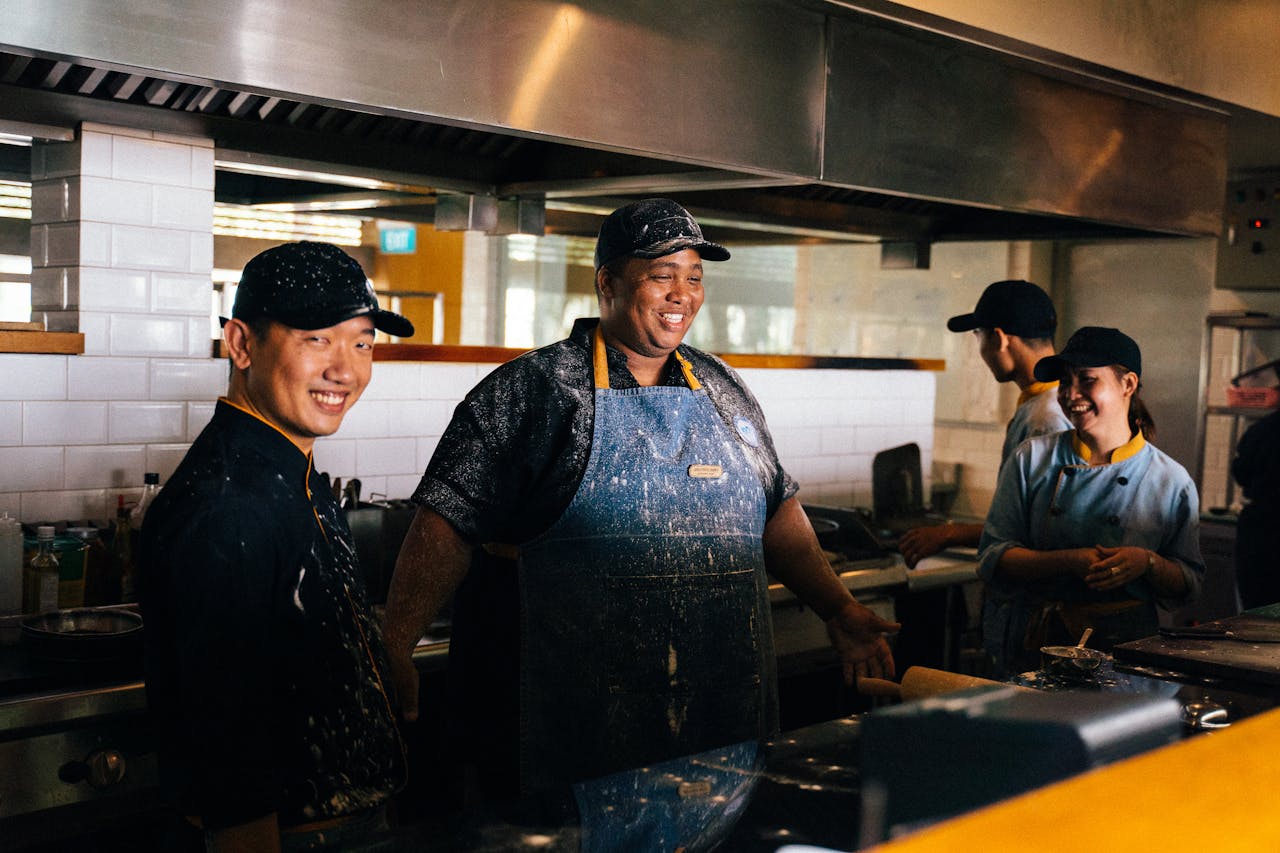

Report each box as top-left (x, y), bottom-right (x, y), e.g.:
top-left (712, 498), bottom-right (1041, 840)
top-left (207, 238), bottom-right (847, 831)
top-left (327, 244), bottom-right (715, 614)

top-left (250, 198), bottom-right (386, 213)
top-left (0, 133), bottom-right (33, 147)
top-left (213, 160), bottom-right (393, 191)
top-left (0, 254), bottom-right (32, 275)
top-left (213, 203), bottom-right (363, 246)
top-left (0, 181), bottom-right (31, 219)
top-left (547, 201), bottom-right (882, 244)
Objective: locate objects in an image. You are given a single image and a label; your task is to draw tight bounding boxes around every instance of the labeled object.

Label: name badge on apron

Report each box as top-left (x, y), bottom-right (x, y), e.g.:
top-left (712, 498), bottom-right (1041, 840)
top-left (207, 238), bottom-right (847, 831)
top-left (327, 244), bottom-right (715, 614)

top-left (687, 464), bottom-right (724, 479)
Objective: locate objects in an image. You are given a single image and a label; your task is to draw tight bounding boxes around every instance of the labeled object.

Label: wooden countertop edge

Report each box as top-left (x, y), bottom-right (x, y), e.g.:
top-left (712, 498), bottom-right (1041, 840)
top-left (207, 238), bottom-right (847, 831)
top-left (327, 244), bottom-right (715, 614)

top-left (0, 330), bottom-right (85, 355)
top-left (375, 343), bottom-right (945, 371)
top-left (867, 704), bottom-right (1280, 851)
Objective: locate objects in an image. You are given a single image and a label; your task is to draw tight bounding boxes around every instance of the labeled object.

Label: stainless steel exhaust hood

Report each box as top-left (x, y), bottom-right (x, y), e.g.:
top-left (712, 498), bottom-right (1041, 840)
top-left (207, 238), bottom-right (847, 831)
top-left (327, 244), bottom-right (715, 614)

top-left (0, 0), bottom-right (1227, 242)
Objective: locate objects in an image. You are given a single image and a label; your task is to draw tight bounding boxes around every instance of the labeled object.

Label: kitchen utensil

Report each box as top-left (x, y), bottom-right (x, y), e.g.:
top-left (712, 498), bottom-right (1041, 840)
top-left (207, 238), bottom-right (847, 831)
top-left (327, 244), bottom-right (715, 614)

top-left (21, 607), bottom-right (143, 663)
top-left (344, 478), bottom-right (362, 509)
top-left (1039, 644), bottom-right (1110, 676)
top-left (1076, 627), bottom-right (1094, 648)
top-left (1180, 698), bottom-right (1230, 731)
top-left (1158, 624), bottom-right (1280, 643)
top-left (857, 666), bottom-right (1033, 701)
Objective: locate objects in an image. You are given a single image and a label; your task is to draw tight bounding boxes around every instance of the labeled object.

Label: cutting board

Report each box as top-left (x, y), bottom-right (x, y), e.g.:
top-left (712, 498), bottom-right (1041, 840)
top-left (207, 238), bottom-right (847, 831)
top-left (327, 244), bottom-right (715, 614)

top-left (1113, 613), bottom-right (1280, 686)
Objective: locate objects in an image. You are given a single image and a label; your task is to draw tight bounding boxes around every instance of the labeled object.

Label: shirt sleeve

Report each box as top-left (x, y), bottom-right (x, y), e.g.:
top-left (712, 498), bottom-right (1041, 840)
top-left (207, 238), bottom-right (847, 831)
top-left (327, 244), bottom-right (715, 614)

top-left (978, 444), bottom-right (1033, 583)
top-left (414, 360), bottom-right (588, 544)
top-left (1155, 469), bottom-right (1206, 609)
top-left (149, 487), bottom-right (290, 828)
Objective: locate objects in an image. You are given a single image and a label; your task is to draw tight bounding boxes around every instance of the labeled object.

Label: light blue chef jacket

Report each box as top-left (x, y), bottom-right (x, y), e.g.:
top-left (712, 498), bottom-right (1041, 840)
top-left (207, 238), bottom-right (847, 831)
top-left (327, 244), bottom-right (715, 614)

top-left (1001, 381), bottom-right (1072, 467)
top-left (979, 430), bottom-right (1205, 674)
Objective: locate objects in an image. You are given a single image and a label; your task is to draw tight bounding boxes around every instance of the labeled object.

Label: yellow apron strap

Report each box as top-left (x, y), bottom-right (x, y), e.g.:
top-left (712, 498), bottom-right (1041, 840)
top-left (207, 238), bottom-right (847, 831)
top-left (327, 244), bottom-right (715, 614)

top-left (592, 326), bottom-right (611, 390)
top-left (672, 347), bottom-right (702, 391)
top-left (592, 324), bottom-right (701, 391)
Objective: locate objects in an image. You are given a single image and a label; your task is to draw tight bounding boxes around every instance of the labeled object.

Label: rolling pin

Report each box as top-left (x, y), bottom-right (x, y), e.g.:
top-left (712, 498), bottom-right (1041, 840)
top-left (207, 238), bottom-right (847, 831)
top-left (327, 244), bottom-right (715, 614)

top-left (857, 666), bottom-right (1033, 701)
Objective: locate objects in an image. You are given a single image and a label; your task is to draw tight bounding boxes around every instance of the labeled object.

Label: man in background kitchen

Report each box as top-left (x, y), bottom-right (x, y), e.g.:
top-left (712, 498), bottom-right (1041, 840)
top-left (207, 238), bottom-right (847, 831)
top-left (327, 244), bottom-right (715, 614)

top-left (897, 280), bottom-right (1070, 568)
top-left (1231, 407), bottom-right (1280, 610)
top-left (383, 198), bottom-right (899, 800)
top-left (138, 242), bottom-right (412, 853)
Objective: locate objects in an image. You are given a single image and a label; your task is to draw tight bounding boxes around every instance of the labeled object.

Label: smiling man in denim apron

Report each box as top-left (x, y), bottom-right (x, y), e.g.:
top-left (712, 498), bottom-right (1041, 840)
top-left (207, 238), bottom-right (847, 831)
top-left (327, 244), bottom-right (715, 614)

top-left (383, 199), bottom-right (899, 800)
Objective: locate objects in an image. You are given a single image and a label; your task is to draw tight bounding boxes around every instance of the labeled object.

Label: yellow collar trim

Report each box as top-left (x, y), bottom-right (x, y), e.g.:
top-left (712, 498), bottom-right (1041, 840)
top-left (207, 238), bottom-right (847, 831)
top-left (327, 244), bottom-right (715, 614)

top-left (1018, 381), bottom-right (1058, 406)
top-left (1072, 430), bottom-right (1146, 464)
top-left (591, 326), bottom-right (700, 390)
top-left (220, 396), bottom-right (312, 458)
top-left (219, 396), bottom-right (314, 500)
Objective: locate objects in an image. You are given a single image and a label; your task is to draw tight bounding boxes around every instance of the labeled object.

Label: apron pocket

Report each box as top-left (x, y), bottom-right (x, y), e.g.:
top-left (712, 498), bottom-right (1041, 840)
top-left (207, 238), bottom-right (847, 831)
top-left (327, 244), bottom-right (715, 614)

top-left (605, 569), bottom-right (763, 694)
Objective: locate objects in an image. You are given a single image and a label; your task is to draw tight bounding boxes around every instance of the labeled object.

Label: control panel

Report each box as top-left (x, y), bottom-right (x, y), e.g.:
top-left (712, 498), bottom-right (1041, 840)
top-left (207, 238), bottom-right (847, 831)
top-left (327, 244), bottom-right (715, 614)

top-left (1218, 173), bottom-right (1280, 290)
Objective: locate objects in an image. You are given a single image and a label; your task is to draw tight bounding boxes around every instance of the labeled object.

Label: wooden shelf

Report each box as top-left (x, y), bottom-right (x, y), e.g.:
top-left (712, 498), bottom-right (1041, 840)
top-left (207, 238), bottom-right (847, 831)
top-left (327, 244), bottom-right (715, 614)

top-left (0, 331), bottom-right (85, 355)
top-left (374, 343), bottom-right (945, 371)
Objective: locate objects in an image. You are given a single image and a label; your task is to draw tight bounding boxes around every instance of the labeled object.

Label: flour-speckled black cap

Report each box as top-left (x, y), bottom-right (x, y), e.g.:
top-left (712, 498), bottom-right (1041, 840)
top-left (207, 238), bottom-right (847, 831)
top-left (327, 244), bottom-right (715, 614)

top-left (594, 198), bottom-right (730, 270)
top-left (224, 241), bottom-right (414, 337)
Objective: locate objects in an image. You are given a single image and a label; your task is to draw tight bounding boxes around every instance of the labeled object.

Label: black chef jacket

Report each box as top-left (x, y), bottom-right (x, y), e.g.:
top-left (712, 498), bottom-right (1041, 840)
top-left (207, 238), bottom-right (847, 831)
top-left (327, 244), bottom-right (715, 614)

top-left (138, 399), bottom-right (406, 830)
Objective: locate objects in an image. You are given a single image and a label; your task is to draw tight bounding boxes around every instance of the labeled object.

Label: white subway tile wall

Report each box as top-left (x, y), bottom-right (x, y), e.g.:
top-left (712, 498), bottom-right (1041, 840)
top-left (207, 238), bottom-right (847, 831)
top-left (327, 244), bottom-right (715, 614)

top-left (1, 127), bottom-right (941, 523)
top-left (0, 356), bottom-right (939, 523)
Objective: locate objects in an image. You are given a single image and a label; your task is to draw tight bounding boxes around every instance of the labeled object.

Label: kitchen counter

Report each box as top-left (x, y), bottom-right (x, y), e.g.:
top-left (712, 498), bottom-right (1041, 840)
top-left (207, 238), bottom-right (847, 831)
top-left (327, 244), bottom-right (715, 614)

top-left (392, 657), bottom-right (1275, 851)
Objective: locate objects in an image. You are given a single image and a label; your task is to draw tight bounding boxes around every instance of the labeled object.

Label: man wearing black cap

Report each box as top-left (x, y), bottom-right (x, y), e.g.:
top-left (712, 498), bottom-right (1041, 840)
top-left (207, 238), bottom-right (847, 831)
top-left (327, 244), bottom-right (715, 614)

top-left (384, 199), bottom-right (898, 798)
top-left (139, 242), bottom-right (412, 851)
top-left (897, 280), bottom-right (1070, 568)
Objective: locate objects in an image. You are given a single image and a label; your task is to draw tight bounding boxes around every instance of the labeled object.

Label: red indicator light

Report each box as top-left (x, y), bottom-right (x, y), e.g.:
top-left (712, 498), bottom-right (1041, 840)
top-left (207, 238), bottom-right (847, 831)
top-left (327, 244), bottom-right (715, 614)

top-left (1250, 218), bottom-right (1269, 229)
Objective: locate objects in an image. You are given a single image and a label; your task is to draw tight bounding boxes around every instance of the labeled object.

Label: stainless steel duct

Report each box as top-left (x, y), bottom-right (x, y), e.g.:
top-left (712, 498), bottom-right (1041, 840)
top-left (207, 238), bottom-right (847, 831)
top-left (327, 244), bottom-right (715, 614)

top-left (0, 0), bottom-right (1229, 240)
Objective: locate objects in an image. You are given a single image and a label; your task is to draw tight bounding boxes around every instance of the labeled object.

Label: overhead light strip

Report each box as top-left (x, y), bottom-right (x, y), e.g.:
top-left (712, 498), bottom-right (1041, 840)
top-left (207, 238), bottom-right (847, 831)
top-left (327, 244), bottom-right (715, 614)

top-left (213, 203), bottom-right (363, 246)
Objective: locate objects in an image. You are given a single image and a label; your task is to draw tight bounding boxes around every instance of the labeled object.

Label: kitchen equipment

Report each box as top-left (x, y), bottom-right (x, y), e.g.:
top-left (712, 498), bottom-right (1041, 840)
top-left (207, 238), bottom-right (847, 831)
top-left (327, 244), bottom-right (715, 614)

top-left (0, 604), bottom-right (157, 848)
top-left (344, 499), bottom-right (418, 604)
top-left (1158, 624), bottom-right (1280, 643)
top-left (860, 685), bottom-right (1182, 842)
top-left (343, 478), bottom-right (362, 509)
top-left (1040, 645), bottom-right (1111, 677)
top-left (809, 517), bottom-right (840, 550)
top-left (1115, 614), bottom-right (1280, 687)
top-left (871, 444), bottom-right (947, 543)
top-left (20, 608), bottom-right (143, 663)
top-left (1180, 698), bottom-right (1230, 731)
top-left (857, 666), bottom-right (1033, 701)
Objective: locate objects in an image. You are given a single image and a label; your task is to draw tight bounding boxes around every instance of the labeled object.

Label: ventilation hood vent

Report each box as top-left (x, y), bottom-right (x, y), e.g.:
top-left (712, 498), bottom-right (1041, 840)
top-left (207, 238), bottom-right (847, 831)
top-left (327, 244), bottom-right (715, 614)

top-left (0, 1), bottom-right (1227, 244)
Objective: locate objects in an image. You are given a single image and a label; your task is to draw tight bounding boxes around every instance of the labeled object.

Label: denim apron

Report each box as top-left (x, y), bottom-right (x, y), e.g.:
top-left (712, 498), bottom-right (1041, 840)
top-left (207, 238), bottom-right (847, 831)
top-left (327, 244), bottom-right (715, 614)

top-left (516, 328), bottom-right (776, 793)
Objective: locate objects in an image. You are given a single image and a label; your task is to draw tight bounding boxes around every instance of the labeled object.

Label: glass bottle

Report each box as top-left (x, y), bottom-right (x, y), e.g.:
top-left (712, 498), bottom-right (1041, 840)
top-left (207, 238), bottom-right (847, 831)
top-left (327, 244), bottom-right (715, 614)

top-left (113, 495), bottom-right (136, 604)
top-left (131, 472), bottom-right (161, 532)
top-left (0, 513), bottom-right (22, 616)
top-left (68, 526), bottom-right (109, 608)
top-left (23, 525), bottom-right (60, 615)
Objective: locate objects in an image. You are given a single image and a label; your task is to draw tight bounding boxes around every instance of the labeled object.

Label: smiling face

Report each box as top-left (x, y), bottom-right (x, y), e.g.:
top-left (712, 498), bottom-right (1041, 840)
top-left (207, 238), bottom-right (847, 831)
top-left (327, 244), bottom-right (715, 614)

top-left (597, 249), bottom-right (705, 372)
top-left (1058, 365), bottom-right (1137, 435)
top-left (225, 315), bottom-right (375, 452)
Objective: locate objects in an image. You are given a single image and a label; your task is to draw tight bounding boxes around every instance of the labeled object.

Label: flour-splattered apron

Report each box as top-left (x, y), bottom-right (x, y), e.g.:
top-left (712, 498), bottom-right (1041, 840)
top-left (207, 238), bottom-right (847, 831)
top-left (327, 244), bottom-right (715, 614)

top-left (517, 327), bottom-right (776, 793)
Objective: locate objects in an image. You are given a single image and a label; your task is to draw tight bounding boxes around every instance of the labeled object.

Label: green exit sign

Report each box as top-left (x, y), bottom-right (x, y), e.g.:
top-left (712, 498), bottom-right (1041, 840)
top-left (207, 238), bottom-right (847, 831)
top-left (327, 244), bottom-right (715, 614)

top-left (379, 227), bottom-right (417, 254)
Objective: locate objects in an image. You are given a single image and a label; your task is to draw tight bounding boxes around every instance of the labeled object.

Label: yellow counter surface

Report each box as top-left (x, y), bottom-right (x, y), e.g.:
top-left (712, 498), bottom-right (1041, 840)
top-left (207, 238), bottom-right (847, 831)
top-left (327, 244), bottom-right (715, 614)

top-left (870, 705), bottom-right (1280, 852)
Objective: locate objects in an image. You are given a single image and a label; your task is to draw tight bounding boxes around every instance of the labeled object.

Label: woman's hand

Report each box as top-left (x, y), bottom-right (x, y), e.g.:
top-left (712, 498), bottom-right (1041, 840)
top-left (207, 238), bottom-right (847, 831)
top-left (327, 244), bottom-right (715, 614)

top-left (1086, 545), bottom-right (1152, 591)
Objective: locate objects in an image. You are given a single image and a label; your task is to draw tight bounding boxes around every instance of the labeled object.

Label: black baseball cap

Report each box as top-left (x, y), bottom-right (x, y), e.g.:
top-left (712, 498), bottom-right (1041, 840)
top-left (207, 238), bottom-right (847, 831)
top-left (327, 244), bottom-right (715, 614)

top-left (1034, 326), bottom-right (1142, 381)
top-left (946, 280), bottom-right (1057, 339)
top-left (222, 241), bottom-right (414, 338)
top-left (594, 198), bottom-right (730, 270)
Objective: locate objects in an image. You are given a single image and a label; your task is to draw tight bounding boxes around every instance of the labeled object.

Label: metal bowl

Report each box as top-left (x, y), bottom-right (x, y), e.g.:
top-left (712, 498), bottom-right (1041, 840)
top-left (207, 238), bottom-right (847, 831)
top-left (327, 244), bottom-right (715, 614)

top-left (21, 608), bottom-right (144, 663)
top-left (1039, 644), bottom-right (1110, 677)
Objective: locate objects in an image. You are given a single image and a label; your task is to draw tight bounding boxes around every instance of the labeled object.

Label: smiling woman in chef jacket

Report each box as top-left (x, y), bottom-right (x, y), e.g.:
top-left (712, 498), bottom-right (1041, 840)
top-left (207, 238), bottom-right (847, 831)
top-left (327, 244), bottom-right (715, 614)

top-left (977, 326), bottom-right (1205, 676)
